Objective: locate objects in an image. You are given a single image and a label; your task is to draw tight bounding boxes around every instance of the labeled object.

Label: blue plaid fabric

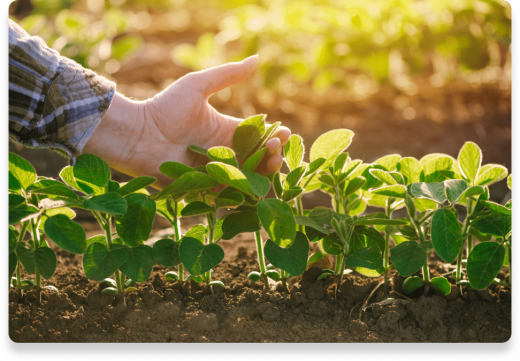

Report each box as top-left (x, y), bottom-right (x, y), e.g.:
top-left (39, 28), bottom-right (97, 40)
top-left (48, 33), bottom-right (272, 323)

top-left (8, 20), bottom-right (116, 164)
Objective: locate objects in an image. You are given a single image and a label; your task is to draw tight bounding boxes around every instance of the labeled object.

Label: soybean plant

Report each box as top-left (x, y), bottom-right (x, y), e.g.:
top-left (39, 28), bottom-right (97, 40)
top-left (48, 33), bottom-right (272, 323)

top-left (47, 154), bottom-right (157, 298)
top-left (9, 153), bottom-right (62, 301)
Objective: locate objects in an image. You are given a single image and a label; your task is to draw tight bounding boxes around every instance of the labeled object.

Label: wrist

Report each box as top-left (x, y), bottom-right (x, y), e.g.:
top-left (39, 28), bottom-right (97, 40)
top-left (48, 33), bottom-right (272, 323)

top-left (83, 92), bottom-right (143, 169)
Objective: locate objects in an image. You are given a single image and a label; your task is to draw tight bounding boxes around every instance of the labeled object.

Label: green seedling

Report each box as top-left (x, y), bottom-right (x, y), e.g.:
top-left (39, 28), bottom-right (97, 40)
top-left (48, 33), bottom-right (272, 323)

top-left (42, 154), bottom-right (157, 302)
top-left (9, 153), bottom-right (63, 301)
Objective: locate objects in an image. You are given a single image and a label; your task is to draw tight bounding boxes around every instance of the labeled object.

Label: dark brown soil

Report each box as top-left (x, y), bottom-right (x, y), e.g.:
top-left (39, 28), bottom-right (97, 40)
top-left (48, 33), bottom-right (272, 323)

top-left (9, 239), bottom-right (511, 343)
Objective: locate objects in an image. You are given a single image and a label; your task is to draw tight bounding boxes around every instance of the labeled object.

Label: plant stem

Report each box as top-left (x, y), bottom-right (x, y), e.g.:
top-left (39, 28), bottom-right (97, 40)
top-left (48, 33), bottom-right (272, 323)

top-left (383, 200), bottom-right (392, 298)
top-left (409, 207), bottom-right (430, 295)
top-left (30, 219), bottom-right (41, 303)
top-left (205, 212), bottom-right (216, 294)
top-left (506, 242), bottom-right (513, 292)
top-left (172, 200), bottom-right (184, 282)
top-left (456, 198), bottom-right (474, 289)
top-left (102, 216), bottom-right (123, 294)
top-left (15, 221), bottom-right (29, 293)
top-left (255, 230), bottom-right (269, 292)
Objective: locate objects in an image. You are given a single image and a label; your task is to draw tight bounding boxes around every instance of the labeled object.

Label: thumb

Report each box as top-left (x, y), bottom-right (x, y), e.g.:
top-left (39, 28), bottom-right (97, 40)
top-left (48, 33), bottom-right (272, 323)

top-left (190, 55), bottom-right (259, 97)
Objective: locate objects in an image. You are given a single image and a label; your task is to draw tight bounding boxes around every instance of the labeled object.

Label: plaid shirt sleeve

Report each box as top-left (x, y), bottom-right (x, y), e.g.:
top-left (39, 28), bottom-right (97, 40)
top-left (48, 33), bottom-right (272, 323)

top-left (8, 19), bottom-right (116, 165)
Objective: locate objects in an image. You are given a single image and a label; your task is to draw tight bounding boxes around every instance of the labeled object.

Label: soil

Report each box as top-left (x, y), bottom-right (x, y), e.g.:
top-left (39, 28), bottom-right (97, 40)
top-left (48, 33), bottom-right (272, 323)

top-left (9, 236), bottom-right (511, 343)
top-left (8, 9), bottom-right (511, 344)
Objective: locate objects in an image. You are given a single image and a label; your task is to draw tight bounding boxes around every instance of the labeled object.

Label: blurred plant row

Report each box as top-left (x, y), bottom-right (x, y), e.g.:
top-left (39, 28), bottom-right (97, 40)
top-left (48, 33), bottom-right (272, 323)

top-left (10, 0), bottom-right (511, 95)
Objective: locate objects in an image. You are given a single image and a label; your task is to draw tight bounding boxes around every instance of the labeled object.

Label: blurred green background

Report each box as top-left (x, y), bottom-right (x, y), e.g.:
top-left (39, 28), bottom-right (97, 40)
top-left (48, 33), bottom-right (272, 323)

top-left (10, 0), bottom-right (511, 95)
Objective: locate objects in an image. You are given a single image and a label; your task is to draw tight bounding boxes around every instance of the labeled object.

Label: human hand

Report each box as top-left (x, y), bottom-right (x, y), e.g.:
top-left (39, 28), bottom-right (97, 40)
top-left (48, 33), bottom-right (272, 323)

top-left (84, 55), bottom-right (291, 189)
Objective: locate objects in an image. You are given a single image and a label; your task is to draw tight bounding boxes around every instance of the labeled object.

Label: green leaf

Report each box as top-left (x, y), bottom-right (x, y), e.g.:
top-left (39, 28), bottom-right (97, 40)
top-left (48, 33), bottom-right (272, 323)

top-left (374, 154), bottom-right (401, 171)
top-left (188, 145), bottom-right (208, 157)
top-left (117, 176), bottom-right (156, 196)
top-left (221, 211), bottom-right (261, 240)
top-left (507, 174), bottom-right (511, 189)
top-left (179, 237), bottom-right (224, 275)
top-left (467, 242), bottom-right (505, 290)
top-left (73, 154), bottom-right (110, 195)
top-left (307, 251), bottom-right (324, 266)
top-left (159, 162), bottom-right (196, 180)
top-left (119, 244), bottom-right (155, 282)
top-left (273, 172), bottom-right (283, 198)
top-left (247, 271), bottom-right (261, 282)
top-left (265, 270), bottom-right (281, 281)
top-left (157, 171), bottom-right (219, 199)
top-left (115, 194), bottom-right (156, 247)
top-left (9, 226), bottom-right (18, 254)
top-left (319, 174), bottom-right (335, 187)
top-left (482, 201), bottom-right (510, 216)
top-left (215, 191), bottom-right (244, 209)
top-left (44, 215), bottom-right (87, 254)
top-left (27, 179), bottom-right (78, 199)
top-left (390, 241), bottom-right (431, 277)
top-left (264, 231), bottom-right (309, 276)
top-left (281, 187), bottom-right (303, 202)
top-left (457, 142), bottom-right (482, 184)
top-left (471, 213), bottom-right (511, 237)
top-left (59, 166), bottom-right (82, 192)
top-left (402, 276), bottom-right (424, 294)
top-left (369, 169), bottom-right (398, 185)
top-left (475, 164), bottom-right (508, 187)
top-left (305, 158), bottom-right (327, 176)
top-left (344, 245), bottom-right (383, 270)
top-left (9, 204), bottom-right (39, 225)
top-left (430, 277), bottom-right (451, 295)
top-left (251, 122), bottom-right (281, 156)
top-left (152, 239), bottom-right (181, 267)
top-left (350, 226), bottom-right (385, 254)
top-left (16, 242), bottom-right (36, 274)
top-left (444, 179), bottom-right (469, 204)
top-left (422, 156), bottom-right (455, 183)
top-left (87, 235), bottom-right (106, 246)
top-left (295, 215), bottom-right (330, 234)
top-left (9, 194), bottom-right (25, 209)
top-left (242, 170), bottom-right (270, 198)
top-left (185, 225), bottom-right (207, 243)
top-left (208, 147), bottom-right (239, 168)
top-left (285, 166), bottom-right (306, 189)
top-left (39, 207), bottom-right (75, 231)
top-left (82, 242), bottom-right (127, 281)
top-left (164, 271), bottom-right (179, 281)
top-left (408, 182), bottom-right (446, 203)
top-left (180, 201), bottom-right (213, 216)
top-left (14, 238), bottom-right (47, 277)
top-left (284, 134), bottom-right (304, 171)
top-left (344, 176), bottom-right (366, 196)
top-left (371, 184), bottom-right (407, 198)
top-left (258, 199), bottom-right (296, 248)
top-left (397, 157), bottom-right (423, 185)
top-left (9, 171), bottom-right (21, 193)
top-left (233, 114), bottom-right (266, 160)
top-left (333, 153), bottom-right (349, 175)
top-left (355, 218), bottom-right (407, 226)
top-left (355, 267), bottom-right (384, 277)
top-left (83, 192), bottom-right (128, 216)
top-left (469, 227), bottom-right (493, 242)
top-left (108, 180), bottom-right (120, 193)
top-left (310, 129), bottom-right (354, 163)
top-left (431, 208), bottom-right (463, 263)
top-left (319, 234), bottom-right (342, 255)
top-left (460, 186), bottom-right (485, 200)
top-left (206, 162), bottom-right (253, 196)
top-left (242, 148), bottom-right (267, 172)
top-left (9, 153), bottom-right (36, 190)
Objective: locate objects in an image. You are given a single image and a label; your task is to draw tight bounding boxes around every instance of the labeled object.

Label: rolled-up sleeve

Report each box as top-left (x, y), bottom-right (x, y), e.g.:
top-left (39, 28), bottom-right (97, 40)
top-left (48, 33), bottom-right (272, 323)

top-left (8, 19), bottom-right (115, 164)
